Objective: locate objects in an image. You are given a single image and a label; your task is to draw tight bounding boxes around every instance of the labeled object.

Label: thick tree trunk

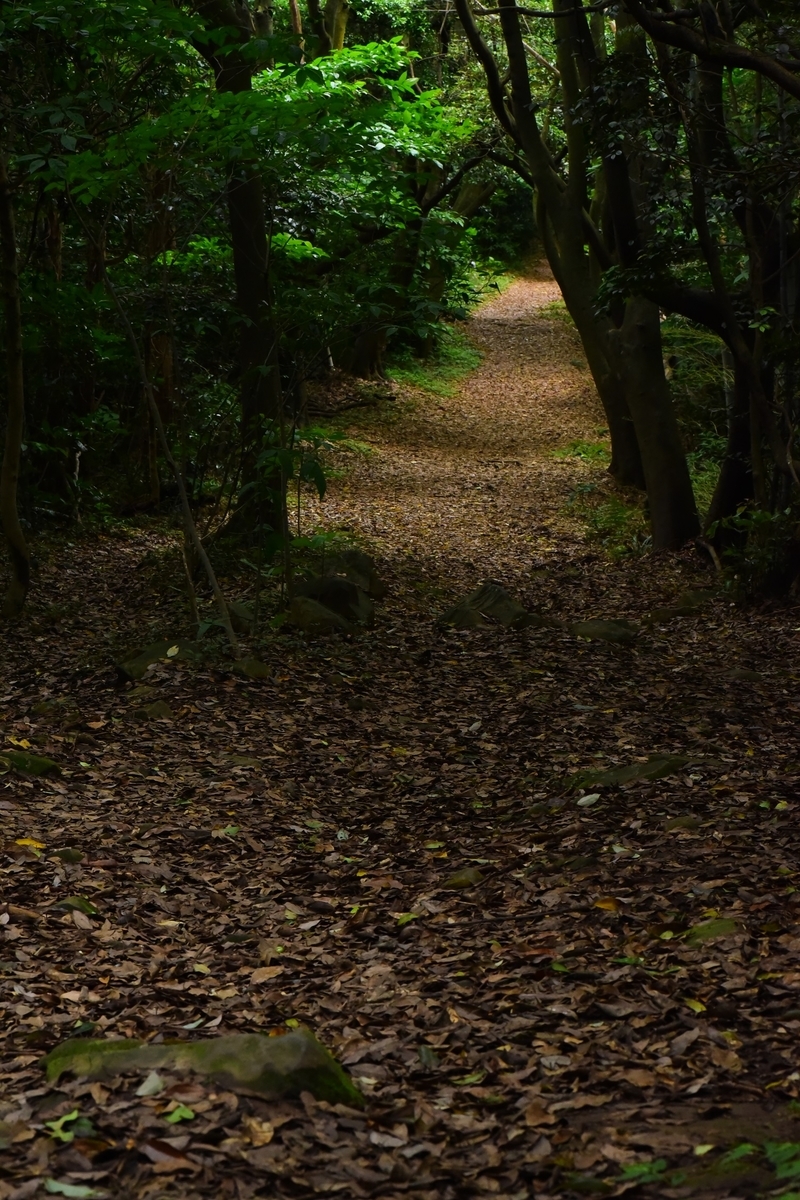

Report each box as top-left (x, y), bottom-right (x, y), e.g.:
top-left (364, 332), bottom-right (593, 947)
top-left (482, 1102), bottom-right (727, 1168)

top-left (212, 55), bottom-right (284, 538)
top-left (560, 295), bottom-right (645, 489)
top-left (308, 0), bottom-right (349, 54)
top-left (0, 155), bottom-right (31, 617)
top-left (225, 157), bottom-right (281, 433)
top-left (615, 296), bottom-right (699, 548)
top-left (540, 201), bottom-right (645, 488)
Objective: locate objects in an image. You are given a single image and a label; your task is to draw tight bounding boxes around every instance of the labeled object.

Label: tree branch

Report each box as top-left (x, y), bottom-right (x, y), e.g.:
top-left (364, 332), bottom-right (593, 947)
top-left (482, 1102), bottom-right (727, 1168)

top-left (621, 0), bottom-right (800, 101)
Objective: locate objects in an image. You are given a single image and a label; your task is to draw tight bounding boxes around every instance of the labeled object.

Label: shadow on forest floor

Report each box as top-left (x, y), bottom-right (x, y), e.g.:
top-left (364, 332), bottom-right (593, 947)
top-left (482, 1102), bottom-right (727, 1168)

top-left (1, 267), bottom-right (799, 1200)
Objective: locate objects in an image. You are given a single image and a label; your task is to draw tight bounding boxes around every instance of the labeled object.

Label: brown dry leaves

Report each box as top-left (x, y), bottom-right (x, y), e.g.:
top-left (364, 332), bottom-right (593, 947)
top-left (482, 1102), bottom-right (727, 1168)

top-left (1, 268), bottom-right (800, 1199)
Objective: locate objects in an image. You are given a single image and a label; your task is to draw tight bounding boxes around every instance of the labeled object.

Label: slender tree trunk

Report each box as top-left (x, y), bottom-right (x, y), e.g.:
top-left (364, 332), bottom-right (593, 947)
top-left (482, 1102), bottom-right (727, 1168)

top-left (706, 352), bottom-right (753, 537)
top-left (350, 218), bottom-right (425, 377)
top-left (416, 180), bottom-right (496, 356)
top-left (0, 155), bottom-right (31, 618)
top-left (205, 50), bottom-right (285, 538)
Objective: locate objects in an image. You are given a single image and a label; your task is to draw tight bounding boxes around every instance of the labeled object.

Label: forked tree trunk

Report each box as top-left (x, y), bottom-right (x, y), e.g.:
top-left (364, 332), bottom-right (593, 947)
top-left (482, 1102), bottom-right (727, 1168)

top-left (0, 155), bottom-right (31, 618)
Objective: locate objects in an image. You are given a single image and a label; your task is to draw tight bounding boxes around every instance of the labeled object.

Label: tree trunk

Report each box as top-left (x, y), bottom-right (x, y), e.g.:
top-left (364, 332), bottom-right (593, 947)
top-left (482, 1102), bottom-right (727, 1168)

top-left (539, 197), bottom-right (645, 488)
top-left (705, 353), bottom-right (753, 540)
top-left (308, 0), bottom-right (349, 54)
top-left (415, 180), bottom-right (496, 357)
top-left (349, 218), bottom-right (424, 378)
top-left (210, 52), bottom-right (284, 538)
top-left (614, 296), bottom-right (699, 548)
top-left (0, 155), bottom-right (31, 617)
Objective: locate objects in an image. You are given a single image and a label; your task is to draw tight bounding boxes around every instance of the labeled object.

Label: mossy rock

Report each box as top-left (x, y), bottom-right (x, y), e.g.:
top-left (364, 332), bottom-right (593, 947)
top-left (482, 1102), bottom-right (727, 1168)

top-left (569, 618), bottom-right (639, 644)
top-left (229, 601), bottom-right (255, 634)
top-left (231, 657), bottom-right (272, 680)
top-left (328, 550), bottom-right (387, 600)
top-left (133, 700), bottom-right (173, 721)
top-left (0, 750), bottom-right (60, 776)
top-left (569, 754), bottom-right (689, 789)
top-left (117, 640), bottom-right (200, 682)
top-left (42, 1028), bottom-right (362, 1107)
top-left (288, 596), bottom-right (356, 635)
top-left (439, 581), bottom-right (547, 630)
top-left (646, 589), bottom-right (717, 624)
top-left (294, 576), bottom-right (374, 626)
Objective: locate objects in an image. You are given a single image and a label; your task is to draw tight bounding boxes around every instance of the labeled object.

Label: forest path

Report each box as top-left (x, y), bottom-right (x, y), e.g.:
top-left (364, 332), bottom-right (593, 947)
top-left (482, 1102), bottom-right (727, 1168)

top-left (1, 273), bottom-right (799, 1200)
top-left (316, 263), bottom-right (605, 590)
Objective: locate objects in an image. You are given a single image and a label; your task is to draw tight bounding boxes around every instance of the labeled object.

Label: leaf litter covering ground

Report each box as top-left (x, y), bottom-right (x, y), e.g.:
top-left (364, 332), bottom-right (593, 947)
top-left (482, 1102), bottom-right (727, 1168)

top-left (1, 267), bottom-right (800, 1200)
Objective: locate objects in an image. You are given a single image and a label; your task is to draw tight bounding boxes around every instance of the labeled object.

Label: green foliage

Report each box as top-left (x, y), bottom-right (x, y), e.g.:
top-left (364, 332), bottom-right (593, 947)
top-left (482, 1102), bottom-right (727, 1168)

top-left (553, 439), bottom-right (611, 466)
top-left (661, 317), bottom-right (727, 519)
top-left (711, 504), bottom-right (800, 599)
top-left (568, 484), bottom-right (650, 558)
top-left (387, 326), bottom-right (482, 397)
top-left (537, 298), bottom-right (574, 326)
top-left (471, 178), bottom-right (534, 265)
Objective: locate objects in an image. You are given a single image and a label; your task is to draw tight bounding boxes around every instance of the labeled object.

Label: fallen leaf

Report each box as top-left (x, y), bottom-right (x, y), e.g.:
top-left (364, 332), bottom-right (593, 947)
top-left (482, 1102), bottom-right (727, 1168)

top-left (251, 965), bottom-right (284, 984)
top-left (442, 867), bottom-right (484, 889)
top-left (524, 1101), bottom-right (557, 1127)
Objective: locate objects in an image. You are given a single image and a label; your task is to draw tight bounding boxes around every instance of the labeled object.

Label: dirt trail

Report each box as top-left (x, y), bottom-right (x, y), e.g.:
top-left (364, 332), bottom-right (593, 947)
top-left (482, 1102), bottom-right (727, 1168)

top-left (318, 264), bottom-right (605, 587)
top-left (1, 270), bottom-right (799, 1200)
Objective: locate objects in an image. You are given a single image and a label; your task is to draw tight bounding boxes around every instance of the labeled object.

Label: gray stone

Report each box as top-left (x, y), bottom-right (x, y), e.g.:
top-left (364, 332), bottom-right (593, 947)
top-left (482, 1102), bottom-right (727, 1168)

top-left (294, 576), bottom-right (374, 626)
top-left (328, 549), bottom-right (387, 599)
top-left (439, 581), bottom-right (545, 630)
top-left (288, 596), bottom-right (356, 635)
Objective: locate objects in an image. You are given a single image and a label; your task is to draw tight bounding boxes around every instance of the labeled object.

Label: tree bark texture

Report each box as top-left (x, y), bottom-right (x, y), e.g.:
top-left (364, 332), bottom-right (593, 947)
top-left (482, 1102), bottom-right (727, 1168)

top-left (614, 297), bottom-right (699, 547)
top-left (0, 155), bottom-right (31, 617)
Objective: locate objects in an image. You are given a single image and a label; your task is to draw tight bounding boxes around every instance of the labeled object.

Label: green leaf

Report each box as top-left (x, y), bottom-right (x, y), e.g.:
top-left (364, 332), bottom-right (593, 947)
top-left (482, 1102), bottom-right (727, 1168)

top-left (685, 918), bottom-right (739, 945)
top-left (54, 848), bottom-right (84, 864)
top-left (619, 1160), bottom-right (667, 1182)
top-left (165, 1103), bottom-right (195, 1123)
top-left (720, 1143), bottom-right (757, 1165)
top-left (453, 1070), bottom-right (486, 1086)
top-left (418, 1045), bottom-right (439, 1068)
top-left (442, 867), bottom-right (483, 889)
top-left (766, 1142), bottom-right (800, 1180)
top-left (396, 912), bottom-right (419, 927)
top-left (53, 896), bottom-right (98, 916)
top-left (45, 1181), bottom-right (106, 1199)
top-left (45, 1109), bottom-right (80, 1143)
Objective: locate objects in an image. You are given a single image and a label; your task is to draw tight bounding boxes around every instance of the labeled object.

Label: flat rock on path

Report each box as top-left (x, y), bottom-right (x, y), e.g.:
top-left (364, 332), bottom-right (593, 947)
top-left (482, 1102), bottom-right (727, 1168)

top-left (1, 265), bottom-right (799, 1200)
